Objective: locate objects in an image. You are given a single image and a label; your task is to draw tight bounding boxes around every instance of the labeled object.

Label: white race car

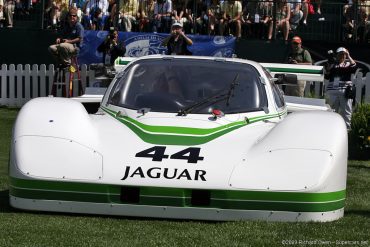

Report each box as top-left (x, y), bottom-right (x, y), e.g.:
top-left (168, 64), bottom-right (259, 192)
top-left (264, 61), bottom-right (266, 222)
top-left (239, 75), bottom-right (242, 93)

top-left (9, 55), bottom-right (347, 222)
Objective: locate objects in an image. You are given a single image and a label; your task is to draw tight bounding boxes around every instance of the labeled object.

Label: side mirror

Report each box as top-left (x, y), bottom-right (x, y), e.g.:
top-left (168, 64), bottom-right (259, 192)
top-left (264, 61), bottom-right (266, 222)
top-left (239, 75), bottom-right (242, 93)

top-left (274, 74), bottom-right (298, 85)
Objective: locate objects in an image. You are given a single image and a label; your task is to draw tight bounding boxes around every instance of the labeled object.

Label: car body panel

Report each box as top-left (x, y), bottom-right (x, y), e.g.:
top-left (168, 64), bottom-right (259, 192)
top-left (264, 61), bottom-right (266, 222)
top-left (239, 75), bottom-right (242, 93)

top-left (9, 55), bottom-right (347, 222)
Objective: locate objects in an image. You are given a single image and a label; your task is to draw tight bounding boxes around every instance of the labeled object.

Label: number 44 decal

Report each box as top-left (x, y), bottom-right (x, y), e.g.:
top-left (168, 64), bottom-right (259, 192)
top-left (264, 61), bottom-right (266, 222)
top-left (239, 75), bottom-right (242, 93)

top-left (135, 146), bottom-right (204, 164)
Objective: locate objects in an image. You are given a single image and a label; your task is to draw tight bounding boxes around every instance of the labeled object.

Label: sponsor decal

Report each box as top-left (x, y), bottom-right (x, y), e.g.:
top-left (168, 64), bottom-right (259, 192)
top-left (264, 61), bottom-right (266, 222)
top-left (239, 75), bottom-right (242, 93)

top-left (78, 31), bottom-right (236, 64)
top-left (135, 146), bottom-right (204, 163)
top-left (125, 34), bottom-right (167, 57)
top-left (121, 146), bottom-right (206, 181)
top-left (121, 166), bottom-right (207, 181)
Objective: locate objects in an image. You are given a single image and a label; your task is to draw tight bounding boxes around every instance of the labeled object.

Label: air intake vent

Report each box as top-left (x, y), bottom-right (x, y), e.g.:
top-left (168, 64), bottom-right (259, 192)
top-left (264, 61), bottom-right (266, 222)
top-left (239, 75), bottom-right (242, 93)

top-left (191, 190), bottom-right (210, 206)
top-left (120, 187), bottom-right (140, 203)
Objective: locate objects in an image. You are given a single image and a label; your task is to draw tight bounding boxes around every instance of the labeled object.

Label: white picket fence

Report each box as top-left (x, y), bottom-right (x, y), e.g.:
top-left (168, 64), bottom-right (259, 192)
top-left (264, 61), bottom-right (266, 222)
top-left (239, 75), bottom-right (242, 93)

top-left (0, 64), bottom-right (96, 107)
top-left (303, 71), bottom-right (370, 104)
top-left (0, 64), bottom-right (370, 107)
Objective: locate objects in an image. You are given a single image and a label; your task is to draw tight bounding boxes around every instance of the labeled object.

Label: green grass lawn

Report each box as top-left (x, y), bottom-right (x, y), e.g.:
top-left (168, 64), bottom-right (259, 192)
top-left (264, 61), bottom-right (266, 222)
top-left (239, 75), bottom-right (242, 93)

top-left (0, 107), bottom-right (369, 247)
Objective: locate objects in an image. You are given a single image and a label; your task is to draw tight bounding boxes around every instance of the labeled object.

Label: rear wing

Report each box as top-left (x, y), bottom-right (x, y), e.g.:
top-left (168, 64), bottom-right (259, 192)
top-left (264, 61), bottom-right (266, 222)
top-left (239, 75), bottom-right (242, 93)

top-left (114, 60), bottom-right (325, 82)
top-left (261, 63), bottom-right (324, 82)
top-left (114, 57), bottom-right (136, 72)
top-left (261, 63), bottom-right (329, 112)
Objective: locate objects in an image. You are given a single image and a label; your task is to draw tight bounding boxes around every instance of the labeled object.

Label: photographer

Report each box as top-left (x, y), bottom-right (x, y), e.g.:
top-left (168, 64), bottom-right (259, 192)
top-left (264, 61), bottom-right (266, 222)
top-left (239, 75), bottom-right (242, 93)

top-left (161, 21), bottom-right (193, 55)
top-left (325, 47), bottom-right (357, 130)
top-left (97, 28), bottom-right (126, 65)
top-left (285, 36), bottom-right (312, 97)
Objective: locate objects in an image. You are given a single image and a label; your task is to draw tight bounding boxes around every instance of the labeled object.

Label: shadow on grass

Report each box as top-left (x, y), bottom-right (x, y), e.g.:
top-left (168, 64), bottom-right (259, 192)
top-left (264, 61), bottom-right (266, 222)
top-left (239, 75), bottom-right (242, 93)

top-left (0, 190), bottom-right (16, 213)
top-left (345, 210), bottom-right (370, 218)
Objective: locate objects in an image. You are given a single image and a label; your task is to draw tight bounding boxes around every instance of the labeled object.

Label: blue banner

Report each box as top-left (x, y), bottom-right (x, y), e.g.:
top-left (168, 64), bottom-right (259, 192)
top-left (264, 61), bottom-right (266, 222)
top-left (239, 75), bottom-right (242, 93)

top-left (78, 31), bottom-right (236, 65)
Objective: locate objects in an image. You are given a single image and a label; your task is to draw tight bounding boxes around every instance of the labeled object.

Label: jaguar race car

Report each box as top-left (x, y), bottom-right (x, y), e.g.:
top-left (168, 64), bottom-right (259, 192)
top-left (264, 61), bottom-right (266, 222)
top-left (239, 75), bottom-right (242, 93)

top-left (9, 55), bottom-right (348, 222)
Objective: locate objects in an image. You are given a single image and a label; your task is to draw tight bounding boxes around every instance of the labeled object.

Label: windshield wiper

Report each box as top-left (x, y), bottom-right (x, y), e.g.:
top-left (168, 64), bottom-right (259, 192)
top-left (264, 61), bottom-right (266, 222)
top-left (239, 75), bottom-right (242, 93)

top-left (177, 74), bottom-right (239, 116)
top-left (226, 74), bottom-right (239, 106)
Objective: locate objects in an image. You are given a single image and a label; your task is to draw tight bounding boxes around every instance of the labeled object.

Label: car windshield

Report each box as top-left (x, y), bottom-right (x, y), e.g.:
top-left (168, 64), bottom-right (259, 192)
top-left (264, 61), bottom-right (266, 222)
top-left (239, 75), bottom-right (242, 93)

top-left (108, 58), bottom-right (268, 114)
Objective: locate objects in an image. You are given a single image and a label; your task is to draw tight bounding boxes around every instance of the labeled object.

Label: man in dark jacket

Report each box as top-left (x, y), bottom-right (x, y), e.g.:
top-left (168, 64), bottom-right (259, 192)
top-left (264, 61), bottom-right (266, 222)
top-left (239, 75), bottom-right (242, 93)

top-left (97, 28), bottom-right (126, 65)
top-left (161, 21), bottom-right (193, 55)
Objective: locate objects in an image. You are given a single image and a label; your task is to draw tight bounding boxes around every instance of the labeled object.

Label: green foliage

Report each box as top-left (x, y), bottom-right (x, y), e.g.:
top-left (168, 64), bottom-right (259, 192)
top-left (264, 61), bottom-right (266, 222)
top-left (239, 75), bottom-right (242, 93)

top-left (349, 103), bottom-right (370, 160)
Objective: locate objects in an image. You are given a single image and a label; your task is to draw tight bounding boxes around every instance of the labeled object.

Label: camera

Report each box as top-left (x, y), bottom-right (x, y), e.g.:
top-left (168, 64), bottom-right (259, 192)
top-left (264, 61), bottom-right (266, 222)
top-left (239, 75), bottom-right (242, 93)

top-left (345, 84), bottom-right (356, 99)
top-left (288, 57), bottom-right (297, 64)
top-left (327, 50), bottom-right (336, 64)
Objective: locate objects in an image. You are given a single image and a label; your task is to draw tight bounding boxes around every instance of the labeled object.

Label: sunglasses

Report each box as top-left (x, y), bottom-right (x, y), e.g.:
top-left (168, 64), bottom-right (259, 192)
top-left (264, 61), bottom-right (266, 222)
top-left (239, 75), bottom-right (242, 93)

top-left (69, 14), bottom-right (77, 17)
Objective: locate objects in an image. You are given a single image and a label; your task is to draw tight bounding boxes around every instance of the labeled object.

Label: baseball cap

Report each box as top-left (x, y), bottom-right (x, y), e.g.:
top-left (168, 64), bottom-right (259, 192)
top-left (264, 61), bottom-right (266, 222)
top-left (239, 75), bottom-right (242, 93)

top-left (336, 47), bottom-right (347, 53)
top-left (291, 36), bottom-right (302, 44)
top-left (172, 21), bottom-right (183, 28)
top-left (109, 26), bottom-right (118, 34)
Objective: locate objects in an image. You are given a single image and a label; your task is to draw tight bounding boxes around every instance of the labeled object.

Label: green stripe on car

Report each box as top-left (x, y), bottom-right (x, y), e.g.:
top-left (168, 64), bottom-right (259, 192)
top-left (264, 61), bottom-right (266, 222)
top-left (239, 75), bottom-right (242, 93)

top-left (265, 67), bottom-right (322, 74)
top-left (10, 177), bottom-right (345, 212)
top-left (101, 106), bottom-right (286, 145)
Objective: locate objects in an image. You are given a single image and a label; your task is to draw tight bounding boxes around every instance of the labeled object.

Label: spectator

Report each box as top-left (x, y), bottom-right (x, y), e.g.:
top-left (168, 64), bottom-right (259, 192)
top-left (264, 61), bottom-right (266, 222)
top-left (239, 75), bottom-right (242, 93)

top-left (48, 7), bottom-right (84, 68)
top-left (45, 0), bottom-right (69, 29)
top-left (316, 0), bottom-right (322, 15)
top-left (0, 0), bottom-right (6, 28)
top-left (267, 0), bottom-right (290, 41)
top-left (48, 0), bottom-right (62, 28)
top-left (104, 0), bottom-right (116, 29)
top-left (172, 0), bottom-right (185, 25)
top-left (343, 0), bottom-right (355, 41)
top-left (82, 0), bottom-right (109, 30)
top-left (361, 0), bottom-right (370, 16)
top-left (73, 0), bottom-right (87, 9)
top-left (324, 47), bottom-right (357, 129)
top-left (194, 0), bottom-right (209, 34)
top-left (219, 0), bottom-right (243, 38)
top-left (354, 0), bottom-right (370, 43)
top-left (207, 0), bottom-right (221, 35)
top-left (182, 0), bottom-right (199, 34)
top-left (181, 5), bottom-right (194, 34)
top-left (285, 36), bottom-right (312, 97)
top-left (4, 0), bottom-right (15, 27)
top-left (115, 0), bottom-right (139, 32)
top-left (289, 0), bottom-right (303, 31)
top-left (111, 0), bottom-right (139, 32)
top-left (356, 6), bottom-right (368, 42)
top-left (137, 0), bottom-right (155, 32)
top-left (97, 28), bottom-right (126, 65)
top-left (302, 0), bottom-right (309, 25)
top-left (241, 0), bottom-right (257, 38)
top-left (242, 0), bottom-right (273, 39)
top-left (161, 21), bottom-right (193, 55)
top-left (153, 0), bottom-right (172, 33)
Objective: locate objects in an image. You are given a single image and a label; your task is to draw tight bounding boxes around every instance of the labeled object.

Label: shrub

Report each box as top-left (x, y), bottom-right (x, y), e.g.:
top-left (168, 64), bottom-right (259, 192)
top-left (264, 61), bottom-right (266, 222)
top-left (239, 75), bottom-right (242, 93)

top-left (348, 103), bottom-right (370, 160)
